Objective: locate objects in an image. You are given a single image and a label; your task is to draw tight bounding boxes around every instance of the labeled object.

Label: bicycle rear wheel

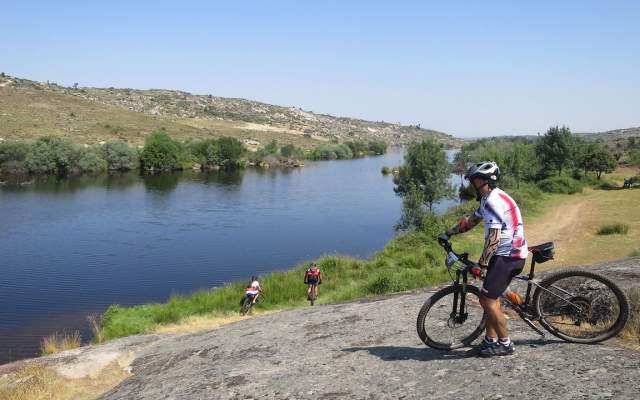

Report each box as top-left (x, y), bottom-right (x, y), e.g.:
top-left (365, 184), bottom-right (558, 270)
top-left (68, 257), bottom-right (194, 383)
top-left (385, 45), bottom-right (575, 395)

top-left (240, 297), bottom-right (252, 315)
top-left (417, 284), bottom-right (486, 350)
top-left (533, 269), bottom-right (629, 343)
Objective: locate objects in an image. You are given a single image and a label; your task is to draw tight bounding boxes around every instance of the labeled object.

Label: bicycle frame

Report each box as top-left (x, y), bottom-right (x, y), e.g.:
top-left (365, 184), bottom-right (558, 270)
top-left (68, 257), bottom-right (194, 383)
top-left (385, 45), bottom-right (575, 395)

top-left (439, 238), bottom-right (585, 337)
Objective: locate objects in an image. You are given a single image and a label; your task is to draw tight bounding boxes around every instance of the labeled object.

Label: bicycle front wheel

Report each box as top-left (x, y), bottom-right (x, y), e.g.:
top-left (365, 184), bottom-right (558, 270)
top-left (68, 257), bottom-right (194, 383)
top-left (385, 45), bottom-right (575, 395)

top-left (533, 269), bottom-right (630, 343)
top-left (417, 284), bottom-right (486, 350)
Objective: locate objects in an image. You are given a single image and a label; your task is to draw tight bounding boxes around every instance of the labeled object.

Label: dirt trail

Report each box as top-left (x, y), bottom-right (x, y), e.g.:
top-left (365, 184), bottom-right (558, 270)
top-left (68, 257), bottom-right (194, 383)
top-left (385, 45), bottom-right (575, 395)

top-left (525, 188), bottom-right (640, 268)
top-left (525, 196), bottom-right (588, 267)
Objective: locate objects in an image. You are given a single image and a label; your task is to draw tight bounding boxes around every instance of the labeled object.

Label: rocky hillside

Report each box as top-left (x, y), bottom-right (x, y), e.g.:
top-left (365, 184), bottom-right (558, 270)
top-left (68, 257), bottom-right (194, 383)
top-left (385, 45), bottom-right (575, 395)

top-left (578, 127), bottom-right (640, 141)
top-left (0, 74), bottom-right (461, 147)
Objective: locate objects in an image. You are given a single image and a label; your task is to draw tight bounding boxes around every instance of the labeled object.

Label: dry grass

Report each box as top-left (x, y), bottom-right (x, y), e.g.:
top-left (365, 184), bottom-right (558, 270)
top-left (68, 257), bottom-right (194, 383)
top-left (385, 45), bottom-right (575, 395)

top-left (620, 288), bottom-right (640, 344)
top-left (525, 186), bottom-right (640, 268)
top-left (86, 314), bottom-right (105, 344)
top-left (0, 361), bottom-right (130, 400)
top-left (150, 310), bottom-right (280, 334)
top-left (40, 332), bottom-right (82, 356)
top-left (0, 86), bottom-right (326, 147)
top-left (0, 86), bottom-right (204, 145)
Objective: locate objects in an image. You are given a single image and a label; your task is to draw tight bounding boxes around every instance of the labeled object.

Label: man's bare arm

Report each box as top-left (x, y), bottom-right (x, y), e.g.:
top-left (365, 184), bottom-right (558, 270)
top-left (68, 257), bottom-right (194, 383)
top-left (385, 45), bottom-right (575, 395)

top-left (478, 228), bottom-right (500, 267)
top-left (445, 214), bottom-right (482, 236)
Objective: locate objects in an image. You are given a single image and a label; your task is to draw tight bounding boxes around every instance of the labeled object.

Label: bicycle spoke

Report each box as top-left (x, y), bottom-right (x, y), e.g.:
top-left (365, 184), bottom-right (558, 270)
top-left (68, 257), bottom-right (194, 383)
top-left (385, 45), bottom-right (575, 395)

top-left (420, 287), bottom-right (485, 349)
top-left (537, 273), bottom-right (625, 340)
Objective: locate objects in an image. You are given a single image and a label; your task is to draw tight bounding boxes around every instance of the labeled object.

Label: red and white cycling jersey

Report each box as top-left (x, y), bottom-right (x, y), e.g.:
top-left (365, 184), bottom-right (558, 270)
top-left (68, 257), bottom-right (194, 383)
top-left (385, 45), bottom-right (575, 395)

top-left (474, 188), bottom-right (528, 259)
top-left (245, 280), bottom-right (261, 296)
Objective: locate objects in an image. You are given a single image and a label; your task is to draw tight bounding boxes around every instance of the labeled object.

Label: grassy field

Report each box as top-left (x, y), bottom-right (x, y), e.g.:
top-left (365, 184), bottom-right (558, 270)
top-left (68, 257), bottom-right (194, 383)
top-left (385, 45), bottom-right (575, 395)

top-left (526, 169), bottom-right (640, 268)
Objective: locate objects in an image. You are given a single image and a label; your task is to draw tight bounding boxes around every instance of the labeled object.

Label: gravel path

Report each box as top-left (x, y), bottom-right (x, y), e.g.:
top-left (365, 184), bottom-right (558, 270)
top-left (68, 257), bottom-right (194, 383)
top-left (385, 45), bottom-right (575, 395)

top-left (99, 259), bottom-right (640, 400)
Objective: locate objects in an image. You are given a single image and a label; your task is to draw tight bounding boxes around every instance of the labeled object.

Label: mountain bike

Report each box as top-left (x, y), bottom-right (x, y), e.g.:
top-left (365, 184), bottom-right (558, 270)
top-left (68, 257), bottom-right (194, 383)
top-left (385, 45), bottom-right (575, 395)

top-left (416, 238), bottom-right (630, 350)
top-left (240, 291), bottom-right (263, 316)
top-left (308, 284), bottom-right (318, 306)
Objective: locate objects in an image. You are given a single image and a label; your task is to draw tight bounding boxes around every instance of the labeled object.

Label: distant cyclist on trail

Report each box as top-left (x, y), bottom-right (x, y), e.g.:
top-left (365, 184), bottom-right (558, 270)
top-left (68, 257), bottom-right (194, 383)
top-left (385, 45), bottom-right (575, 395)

top-left (245, 275), bottom-right (262, 304)
top-left (304, 262), bottom-right (322, 300)
top-left (439, 161), bottom-right (528, 357)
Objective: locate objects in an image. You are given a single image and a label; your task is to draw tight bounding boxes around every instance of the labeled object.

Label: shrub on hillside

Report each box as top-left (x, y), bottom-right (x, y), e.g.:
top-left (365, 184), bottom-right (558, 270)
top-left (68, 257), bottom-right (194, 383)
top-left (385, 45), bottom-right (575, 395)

top-left (0, 141), bottom-right (30, 173)
top-left (104, 140), bottom-right (138, 171)
top-left (24, 136), bottom-right (78, 174)
top-left (192, 139), bottom-right (222, 167)
top-left (76, 146), bottom-right (108, 173)
top-left (310, 144), bottom-right (354, 160)
top-left (369, 141), bottom-right (387, 155)
top-left (597, 223), bottom-right (629, 235)
top-left (536, 176), bottom-right (583, 194)
top-left (217, 137), bottom-right (245, 168)
top-left (280, 143), bottom-right (302, 159)
top-left (139, 131), bottom-right (184, 172)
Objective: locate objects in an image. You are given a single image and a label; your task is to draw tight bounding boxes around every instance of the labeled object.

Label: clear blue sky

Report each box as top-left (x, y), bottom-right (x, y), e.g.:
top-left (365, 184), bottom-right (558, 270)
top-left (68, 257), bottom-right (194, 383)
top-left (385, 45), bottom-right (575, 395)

top-left (2, 1), bottom-right (639, 137)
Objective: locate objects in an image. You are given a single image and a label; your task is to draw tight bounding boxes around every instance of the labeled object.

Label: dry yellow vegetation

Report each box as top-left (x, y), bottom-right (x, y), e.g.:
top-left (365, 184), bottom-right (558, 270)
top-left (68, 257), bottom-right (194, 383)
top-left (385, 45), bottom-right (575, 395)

top-left (526, 172), bottom-right (640, 268)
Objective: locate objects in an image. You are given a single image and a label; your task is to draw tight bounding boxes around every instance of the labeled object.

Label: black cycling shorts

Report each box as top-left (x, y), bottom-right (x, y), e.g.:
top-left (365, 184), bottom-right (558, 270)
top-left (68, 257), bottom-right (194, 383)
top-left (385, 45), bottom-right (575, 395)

top-left (307, 277), bottom-right (319, 285)
top-left (480, 256), bottom-right (525, 299)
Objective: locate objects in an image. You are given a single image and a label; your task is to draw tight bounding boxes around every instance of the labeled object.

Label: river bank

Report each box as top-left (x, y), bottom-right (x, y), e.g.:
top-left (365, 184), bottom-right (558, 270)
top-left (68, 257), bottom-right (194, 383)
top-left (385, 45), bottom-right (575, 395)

top-left (0, 148), bottom-right (422, 363)
top-left (97, 169), bottom-right (640, 341)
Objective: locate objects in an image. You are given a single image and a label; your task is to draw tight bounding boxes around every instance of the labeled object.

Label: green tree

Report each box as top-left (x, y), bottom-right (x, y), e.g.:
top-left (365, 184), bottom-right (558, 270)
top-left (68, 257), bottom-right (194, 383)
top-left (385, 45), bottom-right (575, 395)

top-left (394, 184), bottom-right (426, 231)
top-left (0, 141), bottom-right (30, 173)
top-left (393, 139), bottom-right (453, 212)
top-left (629, 149), bottom-right (640, 169)
top-left (280, 143), bottom-right (301, 159)
top-left (505, 143), bottom-right (538, 188)
top-left (139, 131), bottom-right (184, 172)
top-left (217, 137), bottom-right (245, 167)
top-left (452, 149), bottom-right (469, 182)
top-left (192, 139), bottom-right (223, 167)
top-left (264, 139), bottom-right (278, 155)
top-left (25, 136), bottom-right (78, 174)
top-left (368, 141), bottom-right (388, 155)
top-left (574, 138), bottom-right (600, 176)
top-left (536, 126), bottom-right (574, 176)
top-left (76, 146), bottom-right (107, 173)
top-left (104, 140), bottom-right (138, 171)
top-left (591, 148), bottom-right (617, 179)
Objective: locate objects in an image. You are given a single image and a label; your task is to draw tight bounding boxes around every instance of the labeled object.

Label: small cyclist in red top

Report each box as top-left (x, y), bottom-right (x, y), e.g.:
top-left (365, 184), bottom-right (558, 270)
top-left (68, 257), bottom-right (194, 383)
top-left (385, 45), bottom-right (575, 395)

top-left (304, 262), bottom-right (322, 301)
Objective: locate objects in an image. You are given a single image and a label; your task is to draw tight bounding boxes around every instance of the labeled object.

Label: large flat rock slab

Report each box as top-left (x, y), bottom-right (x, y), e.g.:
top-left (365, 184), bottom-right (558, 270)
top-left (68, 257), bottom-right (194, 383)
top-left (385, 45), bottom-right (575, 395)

top-left (99, 260), bottom-right (640, 400)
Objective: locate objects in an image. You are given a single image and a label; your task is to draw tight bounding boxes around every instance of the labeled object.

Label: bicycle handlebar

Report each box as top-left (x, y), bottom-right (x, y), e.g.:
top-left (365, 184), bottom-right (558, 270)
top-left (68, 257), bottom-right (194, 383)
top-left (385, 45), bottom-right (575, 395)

top-left (438, 238), bottom-right (478, 270)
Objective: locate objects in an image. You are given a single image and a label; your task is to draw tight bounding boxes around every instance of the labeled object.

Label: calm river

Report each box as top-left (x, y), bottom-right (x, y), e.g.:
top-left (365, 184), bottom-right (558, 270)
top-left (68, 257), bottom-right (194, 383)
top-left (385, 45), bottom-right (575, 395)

top-left (0, 148), bottom-right (461, 363)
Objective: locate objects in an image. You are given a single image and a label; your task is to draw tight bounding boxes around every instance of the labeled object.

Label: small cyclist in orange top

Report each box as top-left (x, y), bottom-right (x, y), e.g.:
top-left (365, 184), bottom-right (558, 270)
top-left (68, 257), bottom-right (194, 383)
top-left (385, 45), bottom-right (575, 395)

top-left (304, 262), bottom-right (322, 300)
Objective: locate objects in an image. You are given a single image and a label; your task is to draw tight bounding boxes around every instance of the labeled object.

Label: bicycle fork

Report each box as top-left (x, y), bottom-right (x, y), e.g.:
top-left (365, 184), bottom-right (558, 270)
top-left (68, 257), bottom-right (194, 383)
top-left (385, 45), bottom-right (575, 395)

top-left (450, 270), bottom-right (469, 325)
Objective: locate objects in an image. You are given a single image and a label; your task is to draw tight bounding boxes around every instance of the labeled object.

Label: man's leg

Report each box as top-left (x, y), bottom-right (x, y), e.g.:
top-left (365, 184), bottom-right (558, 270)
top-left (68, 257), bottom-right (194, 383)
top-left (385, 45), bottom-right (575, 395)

top-left (480, 295), bottom-right (508, 339)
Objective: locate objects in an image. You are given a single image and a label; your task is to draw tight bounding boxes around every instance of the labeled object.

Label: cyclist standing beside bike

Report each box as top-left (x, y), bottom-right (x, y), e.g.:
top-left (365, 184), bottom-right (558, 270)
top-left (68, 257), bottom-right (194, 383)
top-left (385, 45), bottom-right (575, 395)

top-left (304, 262), bottom-right (322, 300)
top-left (440, 161), bottom-right (528, 357)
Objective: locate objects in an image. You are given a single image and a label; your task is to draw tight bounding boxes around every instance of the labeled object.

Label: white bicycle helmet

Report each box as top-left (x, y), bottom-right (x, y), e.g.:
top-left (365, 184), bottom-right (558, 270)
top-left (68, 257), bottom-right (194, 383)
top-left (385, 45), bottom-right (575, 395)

top-left (465, 161), bottom-right (500, 187)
